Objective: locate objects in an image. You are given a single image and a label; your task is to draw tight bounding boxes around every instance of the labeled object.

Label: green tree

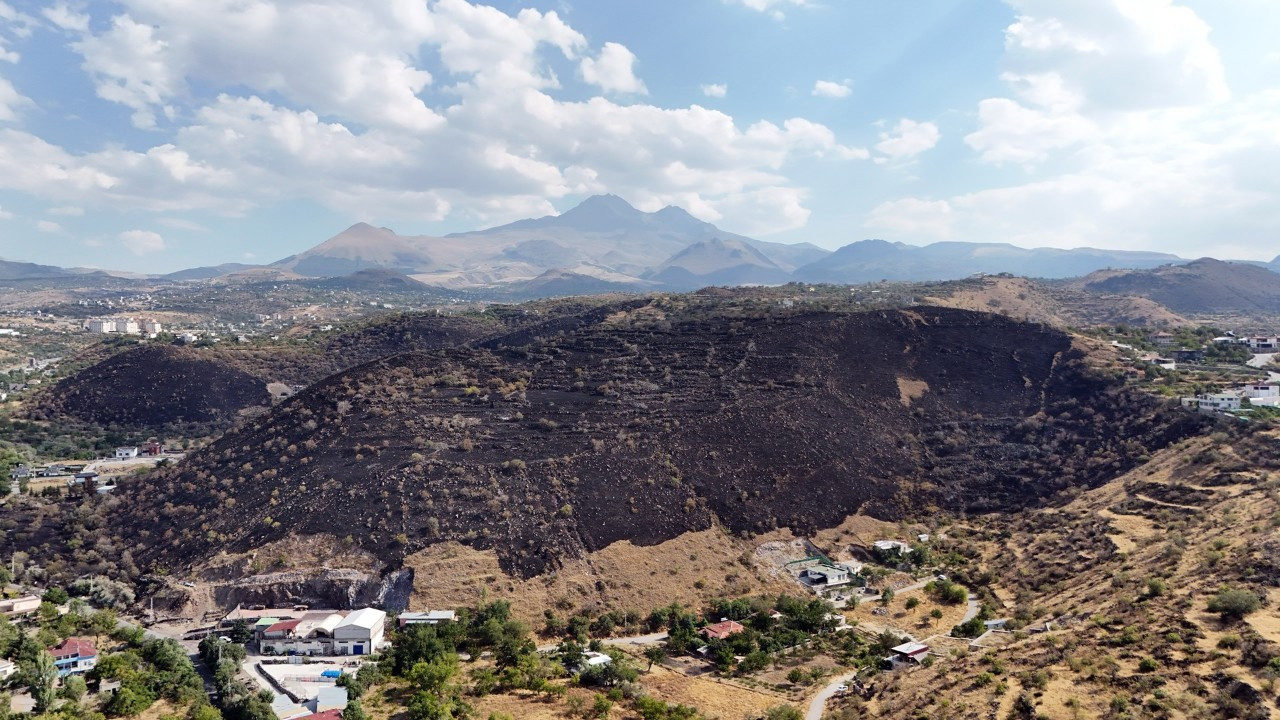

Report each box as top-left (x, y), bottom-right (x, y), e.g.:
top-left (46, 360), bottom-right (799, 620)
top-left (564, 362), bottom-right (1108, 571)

top-left (341, 698), bottom-right (368, 720)
top-left (189, 704), bottom-right (223, 720)
top-left (736, 650), bottom-right (771, 675)
top-left (27, 650), bottom-right (58, 713)
top-left (107, 683), bottom-right (157, 717)
top-left (409, 654), bottom-right (459, 693)
top-left (1207, 588), bottom-right (1261, 621)
top-left (42, 587), bottom-right (70, 605)
top-left (591, 694), bottom-right (613, 719)
top-left (905, 597), bottom-right (920, 611)
top-left (764, 705), bottom-right (804, 720)
top-left (643, 645), bottom-right (667, 671)
top-left (60, 674), bottom-right (88, 701)
top-left (879, 588), bottom-right (895, 607)
top-left (929, 609), bottom-right (943, 627)
top-left (228, 620), bottom-right (254, 645)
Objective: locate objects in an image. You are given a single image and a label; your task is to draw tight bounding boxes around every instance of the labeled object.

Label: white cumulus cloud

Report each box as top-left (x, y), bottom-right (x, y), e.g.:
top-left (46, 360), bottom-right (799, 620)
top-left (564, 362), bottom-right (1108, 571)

top-left (0, 0), bottom-right (868, 239)
top-left (580, 42), bottom-right (647, 95)
top-left (701, 83), bottom-right (727, 98)
top-left (865, 198), bottom-right (954, 239)
top-left (812, 80), bottom-right (851, 98)
top-left (857, 0), bottom-right (1280, 258)
top-left (120, 229), bottom-right (165, 254)
top-left (726, 0), bottom-right (810, 18)
top-left (875, 119), bottom-right (941, 161)
top-left (42, 4), bottom-right (89, 32)
top-left (35, 220), bottom-right (62, 233)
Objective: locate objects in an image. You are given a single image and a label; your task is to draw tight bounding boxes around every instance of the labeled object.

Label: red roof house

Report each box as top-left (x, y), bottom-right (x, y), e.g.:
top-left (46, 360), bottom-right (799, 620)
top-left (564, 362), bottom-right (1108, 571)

top-left (699, 620), bottom-right (745, 640)
top-left (48, 637), bottom-right (97, 676)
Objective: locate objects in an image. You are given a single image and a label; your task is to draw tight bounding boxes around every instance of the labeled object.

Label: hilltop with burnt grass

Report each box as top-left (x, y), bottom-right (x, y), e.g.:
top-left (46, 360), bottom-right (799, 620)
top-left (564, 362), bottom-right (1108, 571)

top-left (103, 301), bottom-right (1206, 578)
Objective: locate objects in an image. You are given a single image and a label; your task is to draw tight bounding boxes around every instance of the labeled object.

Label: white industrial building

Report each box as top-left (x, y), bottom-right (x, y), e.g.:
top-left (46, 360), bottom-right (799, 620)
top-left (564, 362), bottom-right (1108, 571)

top-left (259, 608), bottom-right (388, 656)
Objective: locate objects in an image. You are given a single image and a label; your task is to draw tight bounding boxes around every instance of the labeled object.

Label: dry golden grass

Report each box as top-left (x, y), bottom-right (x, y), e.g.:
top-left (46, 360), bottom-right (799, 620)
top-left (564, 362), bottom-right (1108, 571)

top-left (810, 514), bottom-right (899, 557)
top-left (1247, 588), bottom-right (1280, 645)
top-left (927, 277), bottom-right (1068, 327)
top-left (637, 662), bottom-right (787, 719)
top-left (896, 377), bottom-right (929, 407)
top-left (844, 586), bottom-right (968, 640)
top-left (471, 688), bottom-right (621, 720)
top-left (404, 527), bottom-right (798, 625)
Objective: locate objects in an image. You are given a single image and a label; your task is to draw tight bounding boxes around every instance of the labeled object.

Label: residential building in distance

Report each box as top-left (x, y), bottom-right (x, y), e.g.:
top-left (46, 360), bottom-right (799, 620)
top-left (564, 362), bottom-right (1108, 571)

top-left (86, 318), bottom-right (116, 333)
top-left (0, 595), bottom-right (40, 617)
top-left (115, 447), bottom-right (140, 459)
top-left (1181, 394), bottom-right (1243, 412)
top-left (799, 563), bottom-right (855, 590)
top-left (119, 318), bottom-right (141, 334)
top-left (890, 641), bottom-right (930, 664)
top-left (700, 619), bottom-right (745, 640)
top-left (142, 319), bottom-right (163, 335)
top-left (49, 637), bottom-right (98, 676)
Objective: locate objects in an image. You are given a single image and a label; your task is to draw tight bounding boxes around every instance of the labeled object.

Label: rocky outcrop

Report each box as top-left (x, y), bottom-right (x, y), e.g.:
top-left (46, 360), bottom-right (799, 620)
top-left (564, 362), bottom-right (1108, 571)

top-left (212, 567), bottom-right (414, 611)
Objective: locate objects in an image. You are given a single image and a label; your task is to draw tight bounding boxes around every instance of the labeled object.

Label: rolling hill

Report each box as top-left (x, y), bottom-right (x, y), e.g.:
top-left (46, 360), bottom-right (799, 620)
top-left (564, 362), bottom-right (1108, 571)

top-left (103, 303), bottom-right (1204, 581)
top-left (1074, 258), bottom-right (1280, 314)
top-left (792, 240), bottom-right (1185, 283)
top-left (25, 345), bottom-right (270, 428)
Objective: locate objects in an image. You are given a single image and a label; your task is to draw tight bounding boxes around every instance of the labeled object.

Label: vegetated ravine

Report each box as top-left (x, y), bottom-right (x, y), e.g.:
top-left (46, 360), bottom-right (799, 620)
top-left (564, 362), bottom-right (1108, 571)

top-left (110, 303), bottom-right (1206, 578)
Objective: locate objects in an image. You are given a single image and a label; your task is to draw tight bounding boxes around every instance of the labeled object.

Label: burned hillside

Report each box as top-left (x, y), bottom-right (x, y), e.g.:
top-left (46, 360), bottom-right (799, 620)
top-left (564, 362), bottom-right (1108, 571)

top-left (23, 314), bottom-right (497, 430)
top-left (107, 304), bottom-right (1206, 578)
top-left (25, 345), bottom-right (270, 428)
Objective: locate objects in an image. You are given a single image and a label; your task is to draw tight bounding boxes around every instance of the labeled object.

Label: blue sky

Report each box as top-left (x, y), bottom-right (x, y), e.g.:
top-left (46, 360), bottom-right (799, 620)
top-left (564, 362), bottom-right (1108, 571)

top-left (0, 0), bottom-right (1278, 272)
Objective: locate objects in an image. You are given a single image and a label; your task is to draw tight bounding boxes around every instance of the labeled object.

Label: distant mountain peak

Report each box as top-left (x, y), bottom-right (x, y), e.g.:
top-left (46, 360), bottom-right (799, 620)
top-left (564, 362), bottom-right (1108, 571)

top-left (574, 194), bottom-right (635, 211)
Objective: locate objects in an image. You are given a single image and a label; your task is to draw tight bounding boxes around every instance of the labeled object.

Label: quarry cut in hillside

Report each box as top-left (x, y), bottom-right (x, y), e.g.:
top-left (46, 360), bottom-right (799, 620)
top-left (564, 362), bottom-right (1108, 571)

top-left (109, 305), bottom-right (1206, 579)
top-left (27, 345), bottom-right (270, 428)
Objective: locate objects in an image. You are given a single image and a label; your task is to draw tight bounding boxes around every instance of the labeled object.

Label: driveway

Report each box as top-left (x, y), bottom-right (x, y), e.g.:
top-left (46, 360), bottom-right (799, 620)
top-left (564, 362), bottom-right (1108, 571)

top-left (805, 671), bottom-right (858, 720)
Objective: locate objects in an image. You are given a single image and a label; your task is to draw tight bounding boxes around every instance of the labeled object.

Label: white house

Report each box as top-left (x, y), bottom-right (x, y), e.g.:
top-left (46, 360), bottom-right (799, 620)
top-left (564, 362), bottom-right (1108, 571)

top-left (1181, 393), bottom-right (1243, 412)
top-left (115, 447), bottom-right (139, 459)
top-left (873, 540), bottom-right (913, 557)
top-left (1241, 384), bottom-right (1280, 398)
top-left (119, 319), bottom-right (140, 335)
top-left (889, 642), bottom-right (930, 664)
top-left (178, 332), bottom-right (199, 344)
top-left (573, 651), bottom-right (613, 673)
top-left (0, 659), bottom-right (15, 679)
top-left (800, 563), bottom-right (853, 590)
